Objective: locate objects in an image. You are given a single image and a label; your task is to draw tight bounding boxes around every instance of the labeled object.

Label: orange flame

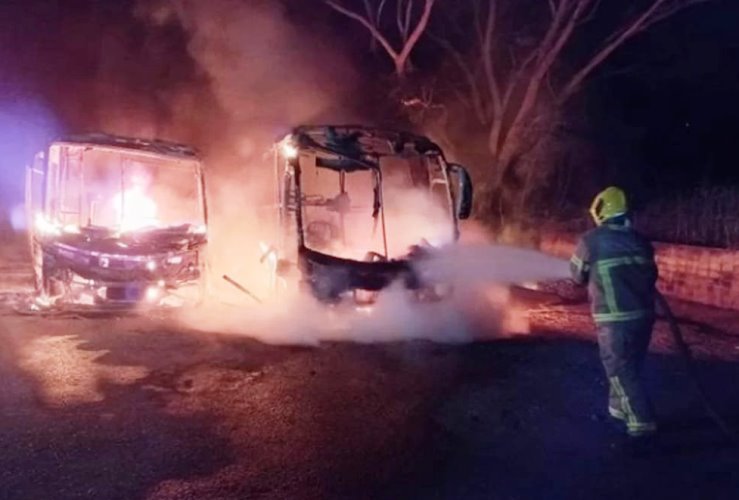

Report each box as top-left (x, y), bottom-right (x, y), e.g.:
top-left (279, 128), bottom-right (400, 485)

top-left (112, 186), bottom-right (159, 231)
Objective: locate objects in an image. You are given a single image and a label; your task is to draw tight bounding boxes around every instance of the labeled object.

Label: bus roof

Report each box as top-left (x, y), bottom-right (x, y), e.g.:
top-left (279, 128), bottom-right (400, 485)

top-left (284, 125), bottom-right (443, 158)
top-left (53, 133), bottom-right (199, 160)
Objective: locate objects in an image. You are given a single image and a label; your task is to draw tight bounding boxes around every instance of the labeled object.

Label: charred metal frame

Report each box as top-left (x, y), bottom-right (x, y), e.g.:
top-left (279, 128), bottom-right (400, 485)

top-left (272, 125), bottom-right (473, 303)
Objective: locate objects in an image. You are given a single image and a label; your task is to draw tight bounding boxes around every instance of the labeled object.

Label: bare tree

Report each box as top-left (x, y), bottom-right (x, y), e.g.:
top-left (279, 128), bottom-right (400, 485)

top-left (324, 0), bottom-right (436, 77)
top-left (431, 0), bottom-right (714, 190)
top-left (323, 0), bottom-right (716, 222)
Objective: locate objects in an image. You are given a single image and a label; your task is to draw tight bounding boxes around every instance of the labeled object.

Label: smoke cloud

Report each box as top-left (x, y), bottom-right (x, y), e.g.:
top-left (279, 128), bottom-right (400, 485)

top-left (176, 242), bottom-right (570, 346)
top-left (5, 0), bottom-right (573, 346)
top-left (136, 0), bottom-right (359, 154)
top-left (134, 0), bottom-right (575, 344)
top-left (133, 0), bottom-right (364, 299)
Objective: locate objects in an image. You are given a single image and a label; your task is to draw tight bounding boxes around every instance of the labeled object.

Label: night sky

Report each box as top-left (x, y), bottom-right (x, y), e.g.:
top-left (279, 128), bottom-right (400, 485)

top-left (590, 0), bottom-right (739, 190)
top-left (1, 0), bottom-right (738, 220)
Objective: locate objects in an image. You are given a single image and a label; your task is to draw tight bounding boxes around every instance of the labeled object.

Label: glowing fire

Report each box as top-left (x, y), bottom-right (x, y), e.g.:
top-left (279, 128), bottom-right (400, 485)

top-left (34, 214), bottom-right (85, 237)
top-left (34, 213), bottom-right (62, 236)
top-left (281, 140), bottom-right (298, 159)
top-left (112, 186), bottom-right (159, 231)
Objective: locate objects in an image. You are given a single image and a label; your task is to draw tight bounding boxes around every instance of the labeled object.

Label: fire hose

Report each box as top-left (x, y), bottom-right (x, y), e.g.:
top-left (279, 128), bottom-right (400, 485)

top-left (655, 291), bottom-right (738, 445)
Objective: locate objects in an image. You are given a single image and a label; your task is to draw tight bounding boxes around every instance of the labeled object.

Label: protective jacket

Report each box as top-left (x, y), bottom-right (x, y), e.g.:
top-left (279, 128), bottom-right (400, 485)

top-left (570, 220), bottom-right (658, 325)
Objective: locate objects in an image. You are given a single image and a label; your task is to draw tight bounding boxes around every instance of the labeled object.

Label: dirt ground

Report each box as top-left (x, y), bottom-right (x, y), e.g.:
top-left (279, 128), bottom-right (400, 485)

top-left (1, 235), bottom-right (738, 500)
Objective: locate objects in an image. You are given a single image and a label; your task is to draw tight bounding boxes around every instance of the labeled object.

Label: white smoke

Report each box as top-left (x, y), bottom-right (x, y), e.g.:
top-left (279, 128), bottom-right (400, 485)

top-left (412, 243), bottom-right (571, 288)
top-left (130, 1), bottom-right (571, 346)
top-left (177, 242), bottom-right (569, 345)
top-left (138, 0), bottom-right (359, 141)
top-left (134, 0), bottom-right (363, 300)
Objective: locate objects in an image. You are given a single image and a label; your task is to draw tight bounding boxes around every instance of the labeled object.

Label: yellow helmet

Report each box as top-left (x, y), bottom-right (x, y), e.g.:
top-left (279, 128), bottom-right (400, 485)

top-left (590, 186), bottom-right (628, 225)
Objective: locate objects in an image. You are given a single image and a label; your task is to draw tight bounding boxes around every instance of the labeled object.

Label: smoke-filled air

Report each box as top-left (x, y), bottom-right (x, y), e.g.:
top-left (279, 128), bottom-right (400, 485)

top-left (6, 0), bottom-right (572, 344)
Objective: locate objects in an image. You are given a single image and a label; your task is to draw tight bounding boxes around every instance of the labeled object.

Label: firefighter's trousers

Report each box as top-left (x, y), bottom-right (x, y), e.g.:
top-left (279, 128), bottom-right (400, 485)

top-left (597, 317), bottom-right (657, 436)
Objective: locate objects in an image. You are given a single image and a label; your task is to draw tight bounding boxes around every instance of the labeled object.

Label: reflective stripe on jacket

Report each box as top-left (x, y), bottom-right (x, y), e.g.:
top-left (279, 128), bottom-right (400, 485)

top-left (570, 223), bottom-right (658, 324)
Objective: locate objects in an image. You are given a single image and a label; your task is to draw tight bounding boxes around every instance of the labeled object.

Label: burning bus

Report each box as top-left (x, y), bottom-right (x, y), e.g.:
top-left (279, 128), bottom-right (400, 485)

top-left (25, 134), bottom-right (208, 310)
top-left (263, 125), bottom-right (473, 305)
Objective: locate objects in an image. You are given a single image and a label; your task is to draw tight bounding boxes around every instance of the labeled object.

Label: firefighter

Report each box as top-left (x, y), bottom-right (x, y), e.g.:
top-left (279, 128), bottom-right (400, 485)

top-left (570, 186), bottom-right (659, 440)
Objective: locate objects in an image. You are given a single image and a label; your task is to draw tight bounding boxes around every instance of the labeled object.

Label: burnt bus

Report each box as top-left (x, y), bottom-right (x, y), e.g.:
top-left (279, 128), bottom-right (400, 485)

top-left (264, 125), bottom-right (473, 305)
top-left (26, 134), bottom-right (208, 311)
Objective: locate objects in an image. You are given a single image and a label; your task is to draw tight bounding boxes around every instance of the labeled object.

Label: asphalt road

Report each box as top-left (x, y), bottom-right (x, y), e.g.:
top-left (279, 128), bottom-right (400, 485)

top-left (1, 237), bottom-right (738, 500)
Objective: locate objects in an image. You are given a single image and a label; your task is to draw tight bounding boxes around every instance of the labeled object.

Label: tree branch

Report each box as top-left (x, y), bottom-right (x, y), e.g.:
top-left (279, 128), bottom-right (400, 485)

top-left (404, 0), bottom-right (415, 41)
top-left (558, 0), bottom-right (674, 102)
top-left (326, 0), bottom-right (435, 76)
top-left (501, 44), bottom-right (539, 112)
top-left (363, 0), bottom-right (374, 22)
top-left (577, 0), bottom-right (602, 26)
top-left (396, 0), bottom-right (407, 41)
top-left (396, 0), bottom-right (436, 74)
top-left (496, 0), bottom-right (592, 163)
top-left (481, 0), bottom-right (502, 114)
top-left (472, 0), bottom-right (486, 49)
top-left (377, 0), bottom-right (389, 21)
top-left (325, 0), bottom-right (399, 61)
top-left (429, 31), bottom-right (489, 124)
top-left (539, 0), bottom-right (593, 70)
top-left (498, 0), bottom-right (574, 113)
top-left (362, 0), bottom-right (378, 50)
top-left (642, 0), bottom-right (714, 30)
top-left (534, 0), bottom-right (572, 67)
